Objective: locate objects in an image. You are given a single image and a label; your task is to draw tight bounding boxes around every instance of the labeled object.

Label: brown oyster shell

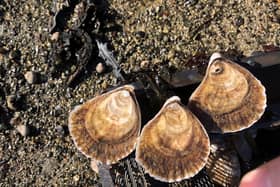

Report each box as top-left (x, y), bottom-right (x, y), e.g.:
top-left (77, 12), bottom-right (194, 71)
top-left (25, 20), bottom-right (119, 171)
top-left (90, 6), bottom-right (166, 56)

top-left (188, 53), bottom-right (267, 133)
top-left (206, 137), bottom-right (240, 187)
top-left (69, 85), bottom-right (141, 164)
top-left (136, 96), bottom-right (210, 182)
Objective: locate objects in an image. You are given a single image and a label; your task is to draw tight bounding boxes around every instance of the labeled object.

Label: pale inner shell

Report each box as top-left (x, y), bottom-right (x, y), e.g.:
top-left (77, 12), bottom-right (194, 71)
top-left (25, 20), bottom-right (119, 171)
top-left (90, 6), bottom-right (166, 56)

top-left (85, 90), bottom-right (138, 143)
top-left (136, 97), bottom-right (210, 182)
top-left (200, 60), bottom-right (249, 114)
top-left (153, 102), bottom-right (195, 154)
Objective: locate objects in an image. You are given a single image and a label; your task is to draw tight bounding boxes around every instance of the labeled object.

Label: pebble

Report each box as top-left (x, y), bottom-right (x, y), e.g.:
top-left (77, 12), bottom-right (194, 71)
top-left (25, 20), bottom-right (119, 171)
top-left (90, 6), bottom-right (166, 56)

top-left (16, 124), bottom-right (30, 137)
top-left (53, 105), bottom-right (63, 117)
top-left (8, 49), bottom-right (21, 62)
top-left (50, 32), bottom-right (60, 41)
top-left (184, 0), bottom-right (198, 6)
top-left (96, 62), bottom-right (105, 74)
top-left (0, 53), bottom-right (3, 62)
top-left (0, 46), bottom-right (8, 54)
top-left (24, 71), bottom-right (45, 84)
top-left (55, 125), bottom-right (65, 136)
top-left (73, 175), bottom-right (80, 182)
top-left (10, 112), bottom-right (21, 125)
top-left (163, 35), bottom-right (169, 42)
top-left (167, 49), bottom-right (175, 60)
top-left (6, 95), bottom-right (21, 111)
top-left (10, 113), bottom-right (30, 137)
top-left (0, 47), bottom-right (7, 63)
top-left (140, 60), bottom-right (149, 69)
top-left (235, 16), bottom-right (244, 27)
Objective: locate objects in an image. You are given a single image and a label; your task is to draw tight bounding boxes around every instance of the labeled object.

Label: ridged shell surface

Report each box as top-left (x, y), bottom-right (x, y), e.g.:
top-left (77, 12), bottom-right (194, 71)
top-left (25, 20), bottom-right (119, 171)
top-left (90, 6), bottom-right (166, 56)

top-left (188, 55), bottom-right (266, 133)
top-left (136, 96), bottom-right (210, 182)
top-left (69, 85), bottom-right (141, 164)
top-left (206, 139), bottom-right (240, 187)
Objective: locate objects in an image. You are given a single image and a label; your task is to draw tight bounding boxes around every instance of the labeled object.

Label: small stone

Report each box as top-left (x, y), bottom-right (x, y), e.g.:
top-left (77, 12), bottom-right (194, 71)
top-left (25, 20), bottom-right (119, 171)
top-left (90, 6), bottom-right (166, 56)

top-left (162, 25), bottom-right (169, 33)
top-left (8, 49), bottom-right (21, 62)
top-left (54, 105), bottom-right (62, 117)
top-left (24, 71), bottom-right (45, 84)
top-left (140, 60), bottom-right (149, 69)
top-left (10, 113), bottom-right (32, 137)
top-left (0, 46), bottom-right (8, 54)
top-left (0, 42), bottom-right (7, 53)
top-left (6, 95), bottom-right (21, 111)
top-left (55, 125), bottom-right (65, 136)
top-left (153, 58), bottom-right (162, 64)
top-left (235, 16), bottom-right (244, 27)
top-left (96, 62), bottom-right (105, 74)
top-left (10, 112), bottom-right (21, 126)
top-left (50, 32), bottom-right (60, 41)
top-left (24, 71), bottom-right (38, 84)
top-left (135, 31), bottom-right (146, 38)
top-left (163, 35), bottom-right (169, 42)
top-left (101, 81), bottom-right (108, 89)
top-left (167, 49), bottom-right (175, 60)
top-left (184, 0), bottom-right (198, 6)
top-left (0, 53), bottom-right (4, 62)
top-left (73, 175), bottom-right (80, 182)
top-left (16, 125), bottom-right (30, 137)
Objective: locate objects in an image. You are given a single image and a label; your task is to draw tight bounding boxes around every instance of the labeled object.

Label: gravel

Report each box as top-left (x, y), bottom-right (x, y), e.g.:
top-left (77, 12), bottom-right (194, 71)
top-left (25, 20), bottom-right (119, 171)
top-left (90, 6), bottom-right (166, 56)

top-left (0, 0), bottom-right (279, 186)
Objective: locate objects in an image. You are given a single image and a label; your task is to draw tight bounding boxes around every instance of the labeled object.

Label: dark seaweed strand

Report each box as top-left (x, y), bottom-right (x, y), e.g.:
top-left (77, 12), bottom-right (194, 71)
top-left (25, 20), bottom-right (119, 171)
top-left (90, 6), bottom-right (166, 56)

top-left (67, 29), bottom-right (93, 86)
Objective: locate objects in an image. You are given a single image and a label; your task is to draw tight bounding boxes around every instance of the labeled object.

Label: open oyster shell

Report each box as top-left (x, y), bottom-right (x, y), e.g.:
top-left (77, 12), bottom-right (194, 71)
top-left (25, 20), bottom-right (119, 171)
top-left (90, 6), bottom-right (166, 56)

top-left (69, 85), bottom-right (141, 164)
top-left (188, 53), bottom-right (267, 133)
top-left (136, 96), bottom-right (210, 182)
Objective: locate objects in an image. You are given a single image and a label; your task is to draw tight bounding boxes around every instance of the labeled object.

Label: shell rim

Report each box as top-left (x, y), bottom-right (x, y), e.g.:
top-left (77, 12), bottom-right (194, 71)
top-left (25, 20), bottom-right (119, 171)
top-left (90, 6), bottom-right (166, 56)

top-left (68, 84), bottom-right (142, 165)
top-left (189, 52), bottom-right (267, 134)
top-left (135, 96), bottom-right (210, 182)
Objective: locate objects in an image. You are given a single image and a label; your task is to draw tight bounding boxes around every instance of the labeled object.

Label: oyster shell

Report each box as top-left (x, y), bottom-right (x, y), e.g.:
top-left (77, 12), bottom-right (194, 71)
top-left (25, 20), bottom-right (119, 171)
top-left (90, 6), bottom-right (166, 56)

top-left (188, 53), bottom-right (267, 133)
top-left (69, 85), bottom-right (141, 164)
top-left (136, 96), bottom-right (210, 182)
